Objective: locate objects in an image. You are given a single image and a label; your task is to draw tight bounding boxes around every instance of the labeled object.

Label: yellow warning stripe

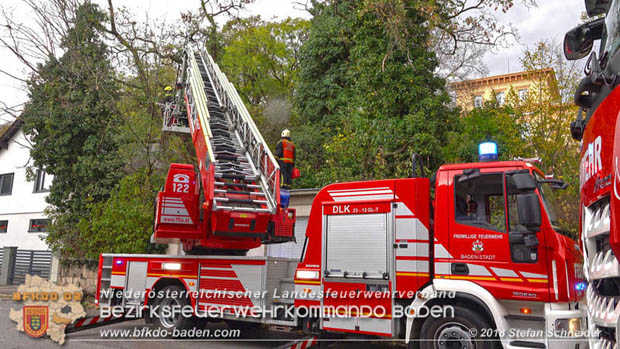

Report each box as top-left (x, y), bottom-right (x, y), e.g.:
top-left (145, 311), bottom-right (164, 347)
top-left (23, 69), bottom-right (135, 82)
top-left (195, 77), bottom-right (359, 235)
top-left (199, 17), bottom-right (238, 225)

top-left (111, 271), bottom-right (126, 275)
top-left (397, 272), bottom-right (429, 277)
top-left (436, 275), bottom-right (497, 281)
top-left (147, 273), bottom-right (196, 279)
top-left (294, 280), bottom-right (321, 285)
top-left (499, 277), bottom-right (524, 282)
top-left (527, 278), bottom-right (548, 283)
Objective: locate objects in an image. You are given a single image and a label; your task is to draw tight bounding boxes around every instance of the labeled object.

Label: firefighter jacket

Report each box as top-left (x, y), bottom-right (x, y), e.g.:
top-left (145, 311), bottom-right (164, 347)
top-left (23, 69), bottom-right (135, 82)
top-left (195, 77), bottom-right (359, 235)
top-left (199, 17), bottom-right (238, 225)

top-left (276, 137), bottom-right (296, 164)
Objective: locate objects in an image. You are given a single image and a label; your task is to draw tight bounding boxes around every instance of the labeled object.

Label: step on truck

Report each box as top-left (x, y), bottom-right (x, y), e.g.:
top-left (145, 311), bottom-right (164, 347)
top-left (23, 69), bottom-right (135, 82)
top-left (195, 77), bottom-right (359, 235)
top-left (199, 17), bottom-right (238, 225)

top-left (97, 82), bottom-right (588, 347)
top-left (564, 0), bottom-right (620, 348)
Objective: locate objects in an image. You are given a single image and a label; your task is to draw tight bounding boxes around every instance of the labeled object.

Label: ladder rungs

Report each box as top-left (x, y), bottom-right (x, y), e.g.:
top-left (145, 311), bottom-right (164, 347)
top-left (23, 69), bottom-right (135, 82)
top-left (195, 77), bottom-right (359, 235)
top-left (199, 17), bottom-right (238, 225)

top-left (215, 173), bottom-right (257, 180)
top-left (214, 205), bottom-right (272, 213)
top-left (215, 182), bottom-right (261, 189)
top-left (214, 197), bottom-right (267, 205)
top-left (215, 162), bottom-right (251, 168)
top-left (214, 189), bottom-right (266, 196)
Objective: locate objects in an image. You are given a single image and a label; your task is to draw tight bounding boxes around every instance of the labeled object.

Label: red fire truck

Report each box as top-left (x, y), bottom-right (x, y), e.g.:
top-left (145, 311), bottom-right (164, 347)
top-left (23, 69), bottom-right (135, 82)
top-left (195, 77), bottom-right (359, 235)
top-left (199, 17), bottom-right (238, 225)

top-left (92, 45), bottom-right (587, 348)
top-left (564, 0), bottom-right (620, 347)
top-left (96, 156), bottom-right (587, 348)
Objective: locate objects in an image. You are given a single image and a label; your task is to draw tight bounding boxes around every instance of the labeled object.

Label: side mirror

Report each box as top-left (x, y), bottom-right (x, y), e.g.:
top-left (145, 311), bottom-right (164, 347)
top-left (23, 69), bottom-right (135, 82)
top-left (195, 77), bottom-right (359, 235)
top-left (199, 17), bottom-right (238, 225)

top-left (564, 18), bottom-right (605, 60)
top-left (517, 193), bottom-right (542, 232)
top-left (511, 173), bottom-right (537, 192)
top-left (538, 178), bottom-right (568, 190)
top-left (585, 0), bottom-right (612, 17)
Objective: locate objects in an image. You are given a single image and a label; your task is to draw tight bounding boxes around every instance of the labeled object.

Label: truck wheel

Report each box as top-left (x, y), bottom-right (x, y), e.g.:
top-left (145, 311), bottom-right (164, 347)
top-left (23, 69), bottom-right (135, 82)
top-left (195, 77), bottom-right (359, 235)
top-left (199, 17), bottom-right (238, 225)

top-left (151, 285), bottom-right (195, 332)
top-left (418, 305), bottom-right (494, 349)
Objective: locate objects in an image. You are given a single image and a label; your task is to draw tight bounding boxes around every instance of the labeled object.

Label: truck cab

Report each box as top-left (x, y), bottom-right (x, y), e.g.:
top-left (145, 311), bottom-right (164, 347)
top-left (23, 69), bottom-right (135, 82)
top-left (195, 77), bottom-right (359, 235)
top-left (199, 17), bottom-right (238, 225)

top-left (435, 161), bottom-right (584, 304)
top-left (295, 160), bottom-right (586, 349)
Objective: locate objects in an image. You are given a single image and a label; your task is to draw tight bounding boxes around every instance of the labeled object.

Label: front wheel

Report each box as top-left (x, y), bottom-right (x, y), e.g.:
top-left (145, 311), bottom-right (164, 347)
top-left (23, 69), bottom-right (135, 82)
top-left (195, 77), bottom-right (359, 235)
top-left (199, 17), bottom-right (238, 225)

top-left (418, 305), bottom-right (495, 349)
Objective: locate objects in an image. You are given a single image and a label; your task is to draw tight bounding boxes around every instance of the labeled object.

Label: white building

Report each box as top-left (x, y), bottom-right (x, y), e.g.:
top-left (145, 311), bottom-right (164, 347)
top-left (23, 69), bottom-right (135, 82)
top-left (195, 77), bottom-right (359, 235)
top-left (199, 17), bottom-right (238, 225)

top-left (0, 119), bottom-right (52, 251)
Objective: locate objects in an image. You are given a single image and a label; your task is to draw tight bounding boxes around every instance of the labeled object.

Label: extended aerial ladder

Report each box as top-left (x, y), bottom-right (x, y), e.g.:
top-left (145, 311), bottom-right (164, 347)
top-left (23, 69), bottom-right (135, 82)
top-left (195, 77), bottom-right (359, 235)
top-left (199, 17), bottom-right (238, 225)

top-left (154, 45), bottom-right (295, 254)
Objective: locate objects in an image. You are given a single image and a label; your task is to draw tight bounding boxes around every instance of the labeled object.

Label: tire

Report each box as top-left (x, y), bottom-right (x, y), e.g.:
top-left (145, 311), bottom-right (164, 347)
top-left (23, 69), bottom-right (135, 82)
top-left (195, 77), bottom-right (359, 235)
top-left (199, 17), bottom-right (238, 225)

top-left (151, 285), bottom-right (196, 333)
top-left (418, 305), bottom-right (495, 349)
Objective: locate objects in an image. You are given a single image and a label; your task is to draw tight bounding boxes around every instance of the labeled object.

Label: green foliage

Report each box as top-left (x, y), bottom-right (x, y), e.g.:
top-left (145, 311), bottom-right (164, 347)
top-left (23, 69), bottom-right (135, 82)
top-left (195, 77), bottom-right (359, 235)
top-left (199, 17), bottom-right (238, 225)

top-left (444, 101), bottom-right (527, 164)
top-left (78, 170), bottom-right (166, 259)
top-left (516, 41), bottom-right (581, 236)
top-left (293, 0), bottom-right (457, 187)
top-left (219, 16), bottom-right (309, 146)
top-left (21, 3), bottom-right (123, 259)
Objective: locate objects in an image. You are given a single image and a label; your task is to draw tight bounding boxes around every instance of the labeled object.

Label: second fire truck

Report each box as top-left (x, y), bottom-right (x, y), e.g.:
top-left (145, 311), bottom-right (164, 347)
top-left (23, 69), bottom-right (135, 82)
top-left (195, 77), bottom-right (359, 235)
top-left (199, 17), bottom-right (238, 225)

top-left (564, 0), bottom-right (620, 347)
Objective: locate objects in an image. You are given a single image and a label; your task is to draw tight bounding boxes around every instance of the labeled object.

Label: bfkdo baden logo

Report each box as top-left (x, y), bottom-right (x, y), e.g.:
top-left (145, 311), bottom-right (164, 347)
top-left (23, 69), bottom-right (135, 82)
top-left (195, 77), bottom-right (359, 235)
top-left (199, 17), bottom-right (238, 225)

top-left (23, 305), bottom-right (49, 337)
top-left (9, 275), bottom-right (86, 345)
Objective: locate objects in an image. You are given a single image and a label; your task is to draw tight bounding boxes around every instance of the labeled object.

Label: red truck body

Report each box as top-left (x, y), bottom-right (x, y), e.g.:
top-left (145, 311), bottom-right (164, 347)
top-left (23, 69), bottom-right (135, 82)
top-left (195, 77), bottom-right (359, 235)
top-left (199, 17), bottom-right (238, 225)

top-left (563, 1), bottom-right (620, 346)
top-left (97, 160), bottom-right (586, 348)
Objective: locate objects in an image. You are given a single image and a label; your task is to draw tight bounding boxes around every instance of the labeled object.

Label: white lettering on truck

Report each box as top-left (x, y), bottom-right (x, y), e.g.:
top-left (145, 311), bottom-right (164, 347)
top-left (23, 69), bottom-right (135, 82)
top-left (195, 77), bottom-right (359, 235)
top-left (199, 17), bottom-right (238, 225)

top-left (581, 135), bottom-right (602, 189)
top-left (332, 205), bottom-right (350, 214)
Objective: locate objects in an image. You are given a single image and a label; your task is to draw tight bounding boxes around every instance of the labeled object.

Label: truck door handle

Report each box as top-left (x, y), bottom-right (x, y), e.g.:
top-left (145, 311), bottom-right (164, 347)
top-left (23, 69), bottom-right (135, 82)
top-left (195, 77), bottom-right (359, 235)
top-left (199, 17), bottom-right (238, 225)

top-left (451, 263), bottom-right (469, 275)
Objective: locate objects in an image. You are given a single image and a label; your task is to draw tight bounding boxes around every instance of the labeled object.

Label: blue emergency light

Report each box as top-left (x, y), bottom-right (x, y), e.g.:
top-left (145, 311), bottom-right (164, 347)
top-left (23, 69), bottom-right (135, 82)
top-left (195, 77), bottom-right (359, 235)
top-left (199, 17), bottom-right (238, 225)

top-left (575, 282), bottom-right (587, 291)
top-left (478, 142), bottom-right (498, 161)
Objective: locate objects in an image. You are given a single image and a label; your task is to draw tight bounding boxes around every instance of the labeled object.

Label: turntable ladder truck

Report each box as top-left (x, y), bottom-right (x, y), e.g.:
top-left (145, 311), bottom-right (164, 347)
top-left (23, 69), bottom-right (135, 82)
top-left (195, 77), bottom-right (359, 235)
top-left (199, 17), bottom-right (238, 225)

top-left (94, 94), bottom-right (587, 349)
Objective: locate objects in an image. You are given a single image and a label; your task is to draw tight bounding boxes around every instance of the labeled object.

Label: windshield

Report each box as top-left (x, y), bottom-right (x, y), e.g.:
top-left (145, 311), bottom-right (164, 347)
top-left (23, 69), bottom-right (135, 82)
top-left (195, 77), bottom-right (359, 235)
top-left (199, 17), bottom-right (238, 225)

top-left (534, 173), bottom-right (567, 233)
top-left (602, 0), bottom-right (620, 57)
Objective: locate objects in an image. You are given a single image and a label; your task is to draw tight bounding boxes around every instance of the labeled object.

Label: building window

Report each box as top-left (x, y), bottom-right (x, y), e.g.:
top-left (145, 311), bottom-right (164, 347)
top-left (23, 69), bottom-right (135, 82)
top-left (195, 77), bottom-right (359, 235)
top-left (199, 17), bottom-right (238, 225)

top-left (29, 219), bottom-right (49, 232)
top-left (33, 169), bottom-right (50, 193)
top-left (496, 92), bottom-right (505, 106)
top-left (0, 173), bottom-right (14, 195)
top-left (473, 95), bottom-right (483, 108)
top-left (0, 220), bottom-right (7, 233)
top-left (518, 88), bottom-right (528, 100)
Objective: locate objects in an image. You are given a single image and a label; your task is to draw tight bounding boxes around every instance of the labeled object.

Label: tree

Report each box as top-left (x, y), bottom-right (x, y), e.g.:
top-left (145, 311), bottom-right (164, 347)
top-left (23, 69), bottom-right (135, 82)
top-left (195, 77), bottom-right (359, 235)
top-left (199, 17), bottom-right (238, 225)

top-left (78, 170), bottom-right (164, 259)
top-left (20, 2), bottom-right (123, 259)
top-left (294, 0), bottom-right (458, 188)
top-left (356, 0), bottom-right (536, 81)
top-left (219, 16), bottom-right (310, 145)
top-left (0, 0), bottom-right (257, 260)
top-left (514, 40), bottom-right (581, 235)
top-left (443, 101), bottom-right (527, 164)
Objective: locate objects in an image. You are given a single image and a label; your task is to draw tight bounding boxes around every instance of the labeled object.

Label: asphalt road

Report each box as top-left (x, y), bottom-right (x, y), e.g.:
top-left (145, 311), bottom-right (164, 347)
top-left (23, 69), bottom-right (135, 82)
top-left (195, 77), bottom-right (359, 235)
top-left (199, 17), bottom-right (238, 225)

top-left (0, 298), bottom-right (401, 348)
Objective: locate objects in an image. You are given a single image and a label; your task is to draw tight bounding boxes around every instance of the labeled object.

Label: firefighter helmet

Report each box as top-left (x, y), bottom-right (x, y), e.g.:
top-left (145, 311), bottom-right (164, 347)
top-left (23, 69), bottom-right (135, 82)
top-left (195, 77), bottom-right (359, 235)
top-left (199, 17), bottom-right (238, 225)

top-left (164, 86), bottom-right (173, 92)
top-left (281, 129), bottom-right (291, 138)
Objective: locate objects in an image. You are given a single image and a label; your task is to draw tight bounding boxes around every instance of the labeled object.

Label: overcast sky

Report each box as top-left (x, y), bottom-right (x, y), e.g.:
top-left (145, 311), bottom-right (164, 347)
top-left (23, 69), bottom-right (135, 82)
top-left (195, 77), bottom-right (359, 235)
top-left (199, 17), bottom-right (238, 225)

top-left (0, 0), bottom-right (588, 123)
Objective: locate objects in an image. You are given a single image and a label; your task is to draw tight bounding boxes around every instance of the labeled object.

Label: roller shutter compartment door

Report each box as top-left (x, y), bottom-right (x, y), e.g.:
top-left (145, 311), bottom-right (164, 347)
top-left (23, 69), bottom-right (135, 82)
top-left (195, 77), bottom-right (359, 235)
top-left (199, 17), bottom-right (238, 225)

top-left (325, 213), bottom-right (388, 278)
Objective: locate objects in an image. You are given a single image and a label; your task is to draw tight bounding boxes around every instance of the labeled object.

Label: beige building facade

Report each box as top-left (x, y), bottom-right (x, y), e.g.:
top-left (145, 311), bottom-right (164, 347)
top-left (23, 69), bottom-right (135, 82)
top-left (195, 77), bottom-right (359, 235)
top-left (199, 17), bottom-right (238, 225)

top-left (450, 68), bottom-right (556, 112)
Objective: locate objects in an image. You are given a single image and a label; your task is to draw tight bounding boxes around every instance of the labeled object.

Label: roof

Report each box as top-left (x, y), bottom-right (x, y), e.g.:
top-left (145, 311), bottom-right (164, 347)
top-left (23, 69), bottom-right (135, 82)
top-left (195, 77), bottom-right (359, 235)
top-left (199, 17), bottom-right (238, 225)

top-left (0, 118), bottom-right (24, 151)
top-left (439, 160), bottom-right (545, 176)
top-left (289, 188), bottom-right (320, 196)
top-left (449, 68), bottom-right (555, 90)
